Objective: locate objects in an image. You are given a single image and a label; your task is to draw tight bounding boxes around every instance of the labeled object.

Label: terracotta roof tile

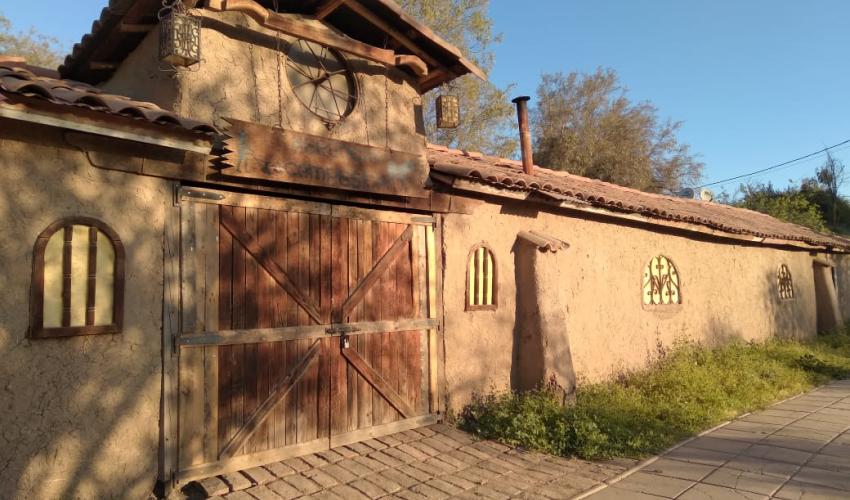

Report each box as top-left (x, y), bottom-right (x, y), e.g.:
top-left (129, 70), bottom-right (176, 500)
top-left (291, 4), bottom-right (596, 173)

top-left (427, 145), bottom-right (850, 250)
top-left (0, 64), bottom-right (217, 135)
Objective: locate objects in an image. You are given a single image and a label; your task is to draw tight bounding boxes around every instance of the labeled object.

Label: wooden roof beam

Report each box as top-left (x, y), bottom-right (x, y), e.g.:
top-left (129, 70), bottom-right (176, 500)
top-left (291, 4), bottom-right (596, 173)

top-left (315, 0), bottom-right (346, 19)
top-left (215, 0), bottom-right (397, 66)
top-left (341, 0), bottom-right (441, 68)
top-left (89, 62), bottom-right (119, 70)
top-left (119, 22), bottom-right (155, 33)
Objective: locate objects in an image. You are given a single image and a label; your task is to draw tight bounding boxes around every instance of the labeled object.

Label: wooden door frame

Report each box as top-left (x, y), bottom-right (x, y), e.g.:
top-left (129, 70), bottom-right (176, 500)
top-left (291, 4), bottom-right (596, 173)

top-left (160, 186), bottom-right (446, 486)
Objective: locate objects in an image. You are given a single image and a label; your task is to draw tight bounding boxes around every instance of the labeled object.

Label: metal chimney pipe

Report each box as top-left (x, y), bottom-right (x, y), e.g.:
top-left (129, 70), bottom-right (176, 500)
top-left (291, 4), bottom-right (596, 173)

top-left (512, 96), bottom-right (534, 175)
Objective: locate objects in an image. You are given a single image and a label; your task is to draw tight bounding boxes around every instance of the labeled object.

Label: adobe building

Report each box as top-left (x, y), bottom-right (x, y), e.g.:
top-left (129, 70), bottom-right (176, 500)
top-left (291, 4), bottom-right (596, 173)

top-left (0, 0), bottom-right (847, 498)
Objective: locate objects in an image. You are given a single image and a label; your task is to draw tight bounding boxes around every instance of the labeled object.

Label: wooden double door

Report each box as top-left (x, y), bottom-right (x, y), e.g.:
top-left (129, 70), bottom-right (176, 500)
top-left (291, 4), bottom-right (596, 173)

top-left (170, 188), bottom-right (441, 482)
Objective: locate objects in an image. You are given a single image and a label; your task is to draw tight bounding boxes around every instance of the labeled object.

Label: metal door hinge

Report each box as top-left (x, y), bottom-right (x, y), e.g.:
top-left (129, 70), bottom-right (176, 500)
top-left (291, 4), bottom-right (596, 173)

top-left (182, 188), bottom-right (226, 201)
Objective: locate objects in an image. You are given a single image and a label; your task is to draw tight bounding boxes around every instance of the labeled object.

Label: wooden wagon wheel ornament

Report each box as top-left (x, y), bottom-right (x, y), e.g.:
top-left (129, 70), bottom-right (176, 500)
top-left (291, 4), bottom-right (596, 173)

top-left (286, 38), bottom-right (358, 127)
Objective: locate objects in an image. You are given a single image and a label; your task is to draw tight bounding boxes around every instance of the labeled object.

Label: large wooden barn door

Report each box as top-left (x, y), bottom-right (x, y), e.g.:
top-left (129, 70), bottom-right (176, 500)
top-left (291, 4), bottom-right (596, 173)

top-left (326, 208), bottom-right (436, 448)
top-left (170, 188), bottom-right (440, 483)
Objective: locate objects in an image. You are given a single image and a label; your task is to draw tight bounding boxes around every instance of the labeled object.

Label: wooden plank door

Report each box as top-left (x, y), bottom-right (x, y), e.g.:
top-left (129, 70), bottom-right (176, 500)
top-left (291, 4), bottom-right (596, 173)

top-left (170, 189), bottom-right (441, 483)
top-left (326, 208), bottom-right (437, 448)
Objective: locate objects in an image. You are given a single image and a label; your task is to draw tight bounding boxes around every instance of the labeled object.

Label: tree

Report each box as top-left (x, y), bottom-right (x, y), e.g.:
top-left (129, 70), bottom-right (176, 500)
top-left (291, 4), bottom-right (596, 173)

top-left (815, 151), bottom-right (846, 227)
top-left (0, 12), bottom-right (64, 68)
top-left (397, 0), bottom-right (517, 157)
top-left (531, 68), bottom-right (703, 193)
top-left (736, 182), bottom-right (827, 233)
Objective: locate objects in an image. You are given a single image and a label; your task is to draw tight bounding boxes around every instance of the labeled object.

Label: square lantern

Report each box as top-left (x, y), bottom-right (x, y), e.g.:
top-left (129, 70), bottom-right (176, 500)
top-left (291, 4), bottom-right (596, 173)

top-left (159, 12), bottom-right (201, 67)
top-left (436, 95), bottom-right (460, 129)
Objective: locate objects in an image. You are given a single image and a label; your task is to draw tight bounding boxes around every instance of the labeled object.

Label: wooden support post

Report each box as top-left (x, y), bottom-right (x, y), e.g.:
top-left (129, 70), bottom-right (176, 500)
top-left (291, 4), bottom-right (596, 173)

top-left (425, 223), bottom-right (439, 414)
top-left (160, 186), bottom-right (181, 487)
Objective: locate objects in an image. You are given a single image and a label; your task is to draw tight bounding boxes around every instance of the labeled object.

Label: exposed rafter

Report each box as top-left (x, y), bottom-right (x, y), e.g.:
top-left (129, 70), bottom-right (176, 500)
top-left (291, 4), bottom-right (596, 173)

top-left (60, 0), bottom-right (484, 89)
top-left (207, 0), bottom-right (429, 78)
top-left (341, 0), bottom-right (440, 68)
top-left (315, 0), bottom-right (346, 19)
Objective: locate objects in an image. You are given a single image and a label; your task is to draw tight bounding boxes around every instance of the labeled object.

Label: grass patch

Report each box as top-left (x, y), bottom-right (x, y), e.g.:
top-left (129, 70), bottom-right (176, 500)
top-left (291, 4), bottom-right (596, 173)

top-left (459, 329), bottom-right (850, 460)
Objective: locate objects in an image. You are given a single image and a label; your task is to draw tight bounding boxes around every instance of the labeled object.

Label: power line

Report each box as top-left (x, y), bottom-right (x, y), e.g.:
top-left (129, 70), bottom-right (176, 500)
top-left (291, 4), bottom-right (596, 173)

top-left (698, 138), bottom-right (850, 189)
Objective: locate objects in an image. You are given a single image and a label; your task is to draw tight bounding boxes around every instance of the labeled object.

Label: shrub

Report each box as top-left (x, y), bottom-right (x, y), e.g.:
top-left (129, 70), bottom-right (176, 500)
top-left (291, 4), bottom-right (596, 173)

top-left (459, 330), bottom-right (850, 460)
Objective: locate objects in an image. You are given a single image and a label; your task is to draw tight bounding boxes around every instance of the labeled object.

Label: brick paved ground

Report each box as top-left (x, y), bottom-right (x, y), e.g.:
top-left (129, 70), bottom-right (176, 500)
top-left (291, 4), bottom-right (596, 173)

top-left (584, 380), bottom-right (850, 500)
top-left (181, 424), bottom-right (635, 499)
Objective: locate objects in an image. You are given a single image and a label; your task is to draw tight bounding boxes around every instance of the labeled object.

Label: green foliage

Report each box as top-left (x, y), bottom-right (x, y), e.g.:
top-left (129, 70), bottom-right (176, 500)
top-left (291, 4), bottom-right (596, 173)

top-left (460, 329), bottom-right (850, 460)
top-left (736, 183), bottom-right (828, 232)
top-left (531, 68), bottom-right (704, 193)
top-left (733, 153), bottom-right (850, 235)
top-left (0, 12), bottom-right (65, 68)
top-left (815, 152), bottom-right (847, 228)
top-left (396, 0), bottom-right (517, 157)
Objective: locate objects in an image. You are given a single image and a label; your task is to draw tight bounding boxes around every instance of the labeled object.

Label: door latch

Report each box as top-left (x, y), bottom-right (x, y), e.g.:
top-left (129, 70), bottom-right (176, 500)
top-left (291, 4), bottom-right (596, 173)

top-left (325, 324), bottom-right (361, 335)
top-left (326, 324), bottom-right (360, 349)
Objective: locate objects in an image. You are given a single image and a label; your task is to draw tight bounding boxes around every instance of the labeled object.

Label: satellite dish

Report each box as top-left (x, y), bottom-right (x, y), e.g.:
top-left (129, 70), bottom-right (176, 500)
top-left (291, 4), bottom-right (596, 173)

top-left (675, 188), bottom-right (695, 199)
top-left (700, 188), bottom-right (715, 202)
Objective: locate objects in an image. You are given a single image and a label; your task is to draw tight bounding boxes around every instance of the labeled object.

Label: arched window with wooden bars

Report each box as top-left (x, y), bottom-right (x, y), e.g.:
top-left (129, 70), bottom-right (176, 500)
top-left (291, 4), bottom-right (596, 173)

top-left (466, 244), bottom-right (497, 310)
top-left (30, 217), bottom-right (125, 338)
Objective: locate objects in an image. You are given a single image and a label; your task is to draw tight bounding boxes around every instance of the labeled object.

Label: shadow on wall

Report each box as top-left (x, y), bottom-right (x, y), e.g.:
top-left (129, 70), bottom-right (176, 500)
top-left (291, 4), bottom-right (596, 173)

top-left (509, 239), bottom-right (576, 399)
top-left (0, 128), bottom-right (164, 499)
top-left (510, 239), bottom-right (541, 392)
top-left (763, 266), bottom-right (807, 341)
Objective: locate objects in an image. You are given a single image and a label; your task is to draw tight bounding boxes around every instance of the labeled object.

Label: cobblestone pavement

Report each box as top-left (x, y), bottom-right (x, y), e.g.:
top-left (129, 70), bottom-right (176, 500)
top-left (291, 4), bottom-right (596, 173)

top-left (584, 380), bottom-right (850, 500)
top-left (182, 423), bottom-right (636, 499)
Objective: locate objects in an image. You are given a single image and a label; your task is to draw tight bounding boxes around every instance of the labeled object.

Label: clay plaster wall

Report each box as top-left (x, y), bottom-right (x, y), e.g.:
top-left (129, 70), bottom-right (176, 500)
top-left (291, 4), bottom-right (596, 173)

top-left (441, 200), bottom-right (825, 413)
top-left (104, 10), bottom-right (426, 155)
top-left (0, 123), bottom-right (171, 499)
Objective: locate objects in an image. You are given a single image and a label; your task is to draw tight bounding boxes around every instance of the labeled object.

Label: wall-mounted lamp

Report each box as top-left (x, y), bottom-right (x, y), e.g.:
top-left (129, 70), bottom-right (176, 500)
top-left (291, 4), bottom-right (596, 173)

top-left (436, 94), bottom-right (460, 129)
top-left (159, 1), bottom-right (201, 68)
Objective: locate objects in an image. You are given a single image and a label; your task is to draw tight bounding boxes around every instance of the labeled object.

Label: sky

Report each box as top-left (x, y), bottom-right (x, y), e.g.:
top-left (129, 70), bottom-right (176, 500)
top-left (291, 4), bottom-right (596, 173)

top-left (3, 0), bottom-right (850, 197)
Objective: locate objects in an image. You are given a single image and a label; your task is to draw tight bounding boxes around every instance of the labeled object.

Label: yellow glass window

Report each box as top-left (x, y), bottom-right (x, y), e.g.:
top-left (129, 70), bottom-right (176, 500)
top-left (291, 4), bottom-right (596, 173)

top-left (31, 218), bottom-right (124, 338)
top-left (467, 245), bottom-right (497, 310)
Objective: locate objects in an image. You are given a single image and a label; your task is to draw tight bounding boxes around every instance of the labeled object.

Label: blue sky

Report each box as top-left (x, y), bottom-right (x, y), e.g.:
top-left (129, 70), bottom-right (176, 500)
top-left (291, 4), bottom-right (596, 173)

top-left (4, 1), bottom-right (850, 197)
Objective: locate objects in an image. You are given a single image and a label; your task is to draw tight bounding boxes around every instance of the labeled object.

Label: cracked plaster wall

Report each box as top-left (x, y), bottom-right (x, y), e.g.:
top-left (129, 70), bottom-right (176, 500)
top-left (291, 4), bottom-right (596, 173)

top-left (0, 122), bottom-right (170, 500)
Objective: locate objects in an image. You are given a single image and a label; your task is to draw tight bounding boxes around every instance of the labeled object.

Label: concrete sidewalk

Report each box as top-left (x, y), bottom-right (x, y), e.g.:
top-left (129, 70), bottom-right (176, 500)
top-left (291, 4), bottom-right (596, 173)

top-left (584, 380), bottom-right (850, 500)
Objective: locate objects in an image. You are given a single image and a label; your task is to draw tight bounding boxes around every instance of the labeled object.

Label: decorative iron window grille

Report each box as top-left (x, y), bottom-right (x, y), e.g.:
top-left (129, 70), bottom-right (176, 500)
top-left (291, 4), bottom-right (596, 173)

top-left (642, 255), bottom-right (681, 306)
top-left (778, 264), bottom-right (795, 300)
top-left (466, 244), bottom-right (497, 310)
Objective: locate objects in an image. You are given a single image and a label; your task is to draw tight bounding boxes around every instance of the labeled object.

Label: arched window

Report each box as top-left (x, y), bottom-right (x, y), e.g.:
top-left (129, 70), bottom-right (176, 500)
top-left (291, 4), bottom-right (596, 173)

top-left (30, 217), bottom-right (124, 338)
top-left (778, 264), bottom-right (795, 300)
top-left (642, 255), bottom-right (681, 306)
top-left (466, 244), bottom-right (497, 310)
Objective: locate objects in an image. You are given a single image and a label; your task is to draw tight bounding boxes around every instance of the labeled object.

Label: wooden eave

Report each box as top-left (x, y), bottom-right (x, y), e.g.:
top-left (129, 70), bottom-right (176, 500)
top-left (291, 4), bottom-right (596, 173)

top-left (59, 0), bottom-right (180, 83)
top-left (60, 0), bottom-right (483, 91)
top-left (0, 95), bottom-right (214, 153)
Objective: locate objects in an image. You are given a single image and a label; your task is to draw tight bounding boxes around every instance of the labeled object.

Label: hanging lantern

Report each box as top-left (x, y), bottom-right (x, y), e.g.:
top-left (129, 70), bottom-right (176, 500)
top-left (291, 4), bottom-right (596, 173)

top-left (159, 9), bottom-right (201, 67)
top-left (436, 95), bottom-right (460, 129)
